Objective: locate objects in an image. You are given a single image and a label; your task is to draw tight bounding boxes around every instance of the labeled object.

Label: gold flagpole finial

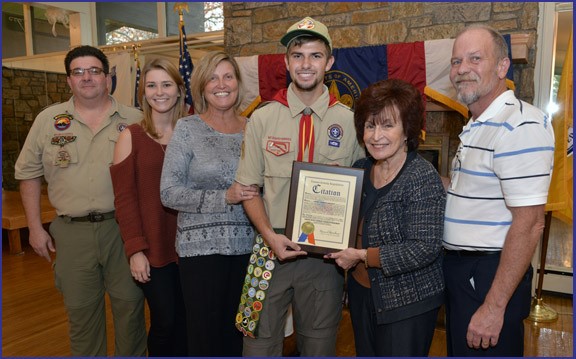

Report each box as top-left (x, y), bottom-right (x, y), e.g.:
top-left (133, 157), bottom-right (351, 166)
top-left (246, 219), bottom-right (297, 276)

top-left (173, 3), bottom-right (189, 22)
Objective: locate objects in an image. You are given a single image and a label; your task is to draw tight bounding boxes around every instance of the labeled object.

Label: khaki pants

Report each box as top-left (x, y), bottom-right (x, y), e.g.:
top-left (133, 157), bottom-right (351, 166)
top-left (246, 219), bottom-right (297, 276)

top-left (50, 216), bottom-right (146, 356)
top-left (242, 256), bottom-right (344, 357)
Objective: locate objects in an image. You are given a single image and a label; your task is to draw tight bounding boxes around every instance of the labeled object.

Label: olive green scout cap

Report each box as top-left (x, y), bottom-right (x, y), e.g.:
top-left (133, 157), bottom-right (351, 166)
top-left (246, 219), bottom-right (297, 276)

top-left (280, 17), bottom-right (332, 51)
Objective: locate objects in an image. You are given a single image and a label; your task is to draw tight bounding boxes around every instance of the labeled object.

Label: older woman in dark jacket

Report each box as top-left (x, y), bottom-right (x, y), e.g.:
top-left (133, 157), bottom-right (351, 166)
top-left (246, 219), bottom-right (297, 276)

top-left (326, 79), bottom-right (446, 356)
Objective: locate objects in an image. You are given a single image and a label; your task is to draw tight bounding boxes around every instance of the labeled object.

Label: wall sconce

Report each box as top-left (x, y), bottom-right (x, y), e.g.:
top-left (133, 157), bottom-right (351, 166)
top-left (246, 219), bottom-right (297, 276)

top-left (45, 6), bottom-right (70, 37)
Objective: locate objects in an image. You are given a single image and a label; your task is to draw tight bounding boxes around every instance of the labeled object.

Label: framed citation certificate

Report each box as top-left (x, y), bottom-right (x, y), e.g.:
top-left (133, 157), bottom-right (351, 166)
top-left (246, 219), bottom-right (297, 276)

top-left (285, 161), bottom-right (364, 255)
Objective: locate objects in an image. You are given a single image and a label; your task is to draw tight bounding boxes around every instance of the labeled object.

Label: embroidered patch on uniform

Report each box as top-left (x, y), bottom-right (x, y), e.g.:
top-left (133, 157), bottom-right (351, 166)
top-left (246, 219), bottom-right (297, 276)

top-left (236, 234), bottom-right (276, 339)
top-left (328, 124), bottom-right (343, 140)
top-left (117, 123), bottom-right (128, 132)
top-left (297, 18), bottom-right (315, 30)
top-left (54, 114), bottom-right (73, 131)
top-left (266, 140), bottom-right (290, 156)
top-left (328, 140), bottom-right (341, 148)
top-left (50, 135), bottom-right (77, 146)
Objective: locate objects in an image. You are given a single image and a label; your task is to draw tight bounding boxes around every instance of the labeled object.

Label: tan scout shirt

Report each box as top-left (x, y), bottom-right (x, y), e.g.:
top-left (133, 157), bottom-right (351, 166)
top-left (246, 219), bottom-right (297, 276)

top-left (15, 96), bottom-right (142, 217)
top-left (236, 85), bottom-right (364, 229)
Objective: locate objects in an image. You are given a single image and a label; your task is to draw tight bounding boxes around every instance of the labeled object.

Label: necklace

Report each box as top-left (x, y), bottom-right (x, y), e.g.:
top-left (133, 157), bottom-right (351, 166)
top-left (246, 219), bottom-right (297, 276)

top-left (373, 155), bottom-right (407, 188)
top-left (382, 164), bottom-right (402, 184)
top-left (158, 142), bottom-right (166, 154)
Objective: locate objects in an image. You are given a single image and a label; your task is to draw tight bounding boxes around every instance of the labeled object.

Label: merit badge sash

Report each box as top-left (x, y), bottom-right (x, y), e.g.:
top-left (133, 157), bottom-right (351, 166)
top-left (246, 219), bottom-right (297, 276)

top-left (235, 234), bottom-right (276, 338)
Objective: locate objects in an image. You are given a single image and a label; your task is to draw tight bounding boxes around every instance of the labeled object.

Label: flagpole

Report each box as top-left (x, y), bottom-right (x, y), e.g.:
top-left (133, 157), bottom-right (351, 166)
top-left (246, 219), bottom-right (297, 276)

top-left (173, 2), bottom-right (195, 115)
top-left (174, 2), bottom-right (189, 40)
top-left (528, 211), bottom-right (558, 322)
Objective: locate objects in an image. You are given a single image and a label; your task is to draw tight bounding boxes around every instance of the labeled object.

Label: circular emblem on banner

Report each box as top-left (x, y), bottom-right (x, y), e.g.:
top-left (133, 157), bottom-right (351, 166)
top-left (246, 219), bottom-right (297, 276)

top-left (324, 70), bottom-right (361, 110)
top-left (54, 114), bottom-right (72, 131)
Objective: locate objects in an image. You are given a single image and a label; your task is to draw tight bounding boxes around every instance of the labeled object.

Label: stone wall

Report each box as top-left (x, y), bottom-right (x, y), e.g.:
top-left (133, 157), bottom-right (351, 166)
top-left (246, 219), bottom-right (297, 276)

top-left (2, 2), bottom-right (540, 189)
top-left (2, 67), bottom-right (71, 190)
top-left (224, 2), bottom-right (540, 160)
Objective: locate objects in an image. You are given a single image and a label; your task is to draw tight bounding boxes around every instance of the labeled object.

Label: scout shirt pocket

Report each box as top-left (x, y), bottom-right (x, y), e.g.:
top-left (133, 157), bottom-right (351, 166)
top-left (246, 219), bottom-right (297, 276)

top-left (261, 137), bottom-right (295, 178)
top-left (316, 146), bottom-right (348, 167)
top-left (46, 134), bottom-right (79, 168)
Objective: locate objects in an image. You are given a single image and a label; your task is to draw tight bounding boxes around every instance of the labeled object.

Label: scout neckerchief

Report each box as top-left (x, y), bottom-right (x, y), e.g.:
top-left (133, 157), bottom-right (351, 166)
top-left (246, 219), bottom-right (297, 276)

top-left (272, 88), bottom-right (339, 163)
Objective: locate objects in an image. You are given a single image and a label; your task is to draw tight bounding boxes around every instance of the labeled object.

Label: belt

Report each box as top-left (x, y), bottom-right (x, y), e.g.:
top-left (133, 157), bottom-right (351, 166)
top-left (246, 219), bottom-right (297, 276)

top-left (66, 211), bottom-right (116, 222)
top-left (444, 249), bottom-right (501, 257)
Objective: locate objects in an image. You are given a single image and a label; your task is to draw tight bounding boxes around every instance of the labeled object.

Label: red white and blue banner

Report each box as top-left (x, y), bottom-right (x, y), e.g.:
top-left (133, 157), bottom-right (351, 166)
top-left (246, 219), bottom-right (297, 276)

top-left (236, 35), bottom-right (515, 120)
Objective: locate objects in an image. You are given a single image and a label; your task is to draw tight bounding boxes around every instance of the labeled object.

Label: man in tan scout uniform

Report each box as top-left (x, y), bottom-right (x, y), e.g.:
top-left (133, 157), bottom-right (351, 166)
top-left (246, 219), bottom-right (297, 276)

top-left (235, 17), bottom-right (364, 356)
top-left (15, 45), bottom-right (146, 356)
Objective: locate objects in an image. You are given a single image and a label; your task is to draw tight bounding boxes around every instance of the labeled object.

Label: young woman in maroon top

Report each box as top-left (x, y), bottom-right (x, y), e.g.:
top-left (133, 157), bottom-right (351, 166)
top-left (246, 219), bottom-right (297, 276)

top-left (110, 58), bottom-right (188, 356)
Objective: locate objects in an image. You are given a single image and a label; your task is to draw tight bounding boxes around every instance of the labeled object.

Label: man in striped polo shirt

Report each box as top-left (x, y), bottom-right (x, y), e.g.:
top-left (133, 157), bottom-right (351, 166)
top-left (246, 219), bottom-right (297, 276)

top-left (443, 24), bottom-right (555, 357)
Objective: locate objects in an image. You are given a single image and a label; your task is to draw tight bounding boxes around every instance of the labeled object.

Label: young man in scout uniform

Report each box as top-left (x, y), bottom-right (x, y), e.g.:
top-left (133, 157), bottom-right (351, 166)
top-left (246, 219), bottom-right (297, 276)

top-left (235, 17), bottom-right (364, 356)
top-left (15, 45), bottom-right (146, 356)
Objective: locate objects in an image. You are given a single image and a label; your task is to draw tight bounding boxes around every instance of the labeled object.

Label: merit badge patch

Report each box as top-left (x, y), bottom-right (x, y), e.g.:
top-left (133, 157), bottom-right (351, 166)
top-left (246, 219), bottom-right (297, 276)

top-left (54, 114), bottom-right (73, 131)
top-left (236, 234), bottom-right (276, 338)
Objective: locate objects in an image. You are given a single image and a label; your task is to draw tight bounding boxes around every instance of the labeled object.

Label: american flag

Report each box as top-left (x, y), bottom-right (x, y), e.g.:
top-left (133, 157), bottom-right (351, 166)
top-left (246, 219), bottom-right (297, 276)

top-left (134, 57), bottom-right (141, 109)
top-left (179, 22), bottom-right (194, 114)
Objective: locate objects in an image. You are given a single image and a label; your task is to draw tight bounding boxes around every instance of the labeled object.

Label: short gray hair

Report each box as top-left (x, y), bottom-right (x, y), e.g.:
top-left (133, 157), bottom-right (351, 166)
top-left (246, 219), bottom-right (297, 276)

top-left (456, 24), bottom-right (509, 60)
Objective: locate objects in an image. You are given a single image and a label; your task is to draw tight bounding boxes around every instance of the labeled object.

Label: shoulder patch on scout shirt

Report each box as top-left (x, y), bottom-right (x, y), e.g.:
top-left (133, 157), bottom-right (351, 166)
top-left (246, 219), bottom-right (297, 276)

top-left (266, 137), bottom-right (291, 156)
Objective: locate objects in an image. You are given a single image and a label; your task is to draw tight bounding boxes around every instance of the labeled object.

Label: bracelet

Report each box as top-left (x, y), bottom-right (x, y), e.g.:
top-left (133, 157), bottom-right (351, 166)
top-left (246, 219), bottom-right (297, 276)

top-left (363, 249), bottom-right (369, 269)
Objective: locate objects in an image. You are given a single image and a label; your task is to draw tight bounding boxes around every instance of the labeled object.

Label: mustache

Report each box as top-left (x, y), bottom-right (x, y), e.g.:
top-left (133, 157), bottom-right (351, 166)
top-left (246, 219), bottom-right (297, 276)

top-left (454, 75), bottom-right (479, 83)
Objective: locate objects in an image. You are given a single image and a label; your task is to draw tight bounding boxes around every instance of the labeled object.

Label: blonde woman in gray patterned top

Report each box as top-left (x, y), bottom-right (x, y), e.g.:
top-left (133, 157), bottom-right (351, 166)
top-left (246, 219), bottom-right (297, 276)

top-left (160, 51), bottom-right (258, 357)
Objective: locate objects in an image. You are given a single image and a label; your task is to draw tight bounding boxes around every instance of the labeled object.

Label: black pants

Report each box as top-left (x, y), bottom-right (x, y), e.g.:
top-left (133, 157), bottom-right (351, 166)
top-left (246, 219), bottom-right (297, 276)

top-left (443, 253), bottom-right (533, 357)
top-left (347, 275), bottom-right (439, 357)
top-left (140, 262), bottom-right (188, 356)
top-left (179, 253), bottom-right (249, 357)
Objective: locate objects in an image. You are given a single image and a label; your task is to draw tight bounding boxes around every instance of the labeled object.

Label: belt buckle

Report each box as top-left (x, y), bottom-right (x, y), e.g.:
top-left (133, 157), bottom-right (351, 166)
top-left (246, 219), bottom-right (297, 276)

top-left (88, 212), bottom-right (104, 222)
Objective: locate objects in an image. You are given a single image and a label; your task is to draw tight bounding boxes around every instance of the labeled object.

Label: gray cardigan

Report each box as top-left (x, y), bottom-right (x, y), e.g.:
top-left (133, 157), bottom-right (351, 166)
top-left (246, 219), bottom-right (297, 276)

top-left (355, 153), bottom-right (446, 324)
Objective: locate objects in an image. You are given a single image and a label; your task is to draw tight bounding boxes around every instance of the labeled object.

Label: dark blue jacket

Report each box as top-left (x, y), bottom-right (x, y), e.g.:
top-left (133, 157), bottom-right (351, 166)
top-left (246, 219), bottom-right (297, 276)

top-left (355, 153), bottom-right (446, 324)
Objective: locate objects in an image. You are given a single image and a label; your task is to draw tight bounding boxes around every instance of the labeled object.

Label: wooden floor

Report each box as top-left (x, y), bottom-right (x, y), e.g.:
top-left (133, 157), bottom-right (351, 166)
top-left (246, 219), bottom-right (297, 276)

top-left (2, 231), bottom-right (573, 357)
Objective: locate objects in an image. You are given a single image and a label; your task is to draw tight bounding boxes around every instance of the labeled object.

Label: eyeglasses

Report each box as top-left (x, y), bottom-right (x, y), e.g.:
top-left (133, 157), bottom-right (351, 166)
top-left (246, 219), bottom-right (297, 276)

top-left (70, 67), bottom-right (105, 76)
